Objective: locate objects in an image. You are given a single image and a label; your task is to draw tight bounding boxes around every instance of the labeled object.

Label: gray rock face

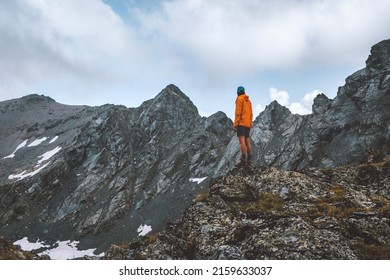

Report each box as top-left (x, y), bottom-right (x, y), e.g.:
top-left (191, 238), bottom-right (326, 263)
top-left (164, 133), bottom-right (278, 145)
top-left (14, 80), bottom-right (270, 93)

top-left (107, 158), bottom-right (390, 260)
top-left (0, 85), bottom-right (232, 254)
top-left (217, 39), bottom-right (390, 174)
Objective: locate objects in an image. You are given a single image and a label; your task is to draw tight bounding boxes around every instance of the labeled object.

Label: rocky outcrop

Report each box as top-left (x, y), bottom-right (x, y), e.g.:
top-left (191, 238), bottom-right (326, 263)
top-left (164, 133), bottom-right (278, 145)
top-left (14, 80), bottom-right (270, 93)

top-left (217, 39), bottom-right (390, 174)
top-left (105, 157), bottom-right (390, 260)
top-left (0, 85), bottom-right (232, 254)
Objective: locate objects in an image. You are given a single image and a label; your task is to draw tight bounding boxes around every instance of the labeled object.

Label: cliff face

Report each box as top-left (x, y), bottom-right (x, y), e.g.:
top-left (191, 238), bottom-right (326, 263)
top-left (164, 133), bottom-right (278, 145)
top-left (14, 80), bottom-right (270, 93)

top-left (105, 157), bottom-right (390, 260)
top-left (217, 39), bottom-right (390, 174)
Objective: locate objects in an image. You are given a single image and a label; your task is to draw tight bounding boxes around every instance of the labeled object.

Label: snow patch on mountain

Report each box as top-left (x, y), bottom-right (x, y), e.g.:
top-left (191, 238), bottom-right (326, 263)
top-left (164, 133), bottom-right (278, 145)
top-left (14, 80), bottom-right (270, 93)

top-left (3, 140), bottom-right (28, 159)
top-left (28, 137), bottom-right (48, 147)
top-left (38, 146), bottom-right (62, 164)
top-left (4, 135), bottom-right (62, 181)
top-left (14, 237), bottom-right (103, 260)
top-left (137, 224), bottom-right (152, 236)
top-left (189, 177), bottom-right (207, 184)
top-left (49, 136), bottom-right (59, 144)
top-left (7, 145), bottom-right (61, 181)
top-left (8, 162), bottom-right (50, 181)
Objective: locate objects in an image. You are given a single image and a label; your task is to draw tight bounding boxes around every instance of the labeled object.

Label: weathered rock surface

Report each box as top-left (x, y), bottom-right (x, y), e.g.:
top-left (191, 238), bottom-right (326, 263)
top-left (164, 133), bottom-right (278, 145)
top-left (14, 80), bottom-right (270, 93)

top-left (106, 157), bottom-right (389, 260)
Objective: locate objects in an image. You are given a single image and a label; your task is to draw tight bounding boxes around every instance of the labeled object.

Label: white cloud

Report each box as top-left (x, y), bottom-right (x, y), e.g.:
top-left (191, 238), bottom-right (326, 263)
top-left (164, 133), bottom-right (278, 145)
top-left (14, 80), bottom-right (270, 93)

top-left (199, 110), bottom-right (211, 118)
top-left (290, 102), bottom-right (311, 115)
top-left (129, 0), bottom-right (390, 75)
top-left (269, 87), bottom-right (321, 115)
top-left (1, 0), bottom-right (389, 116)
top-left (128, 0), bottom-right (307, 76)
top-left (269, 87), bottom-right (290, 107)
top-left (254, 104), bottom-right (265, 116)
top-left (0, 0), bottom-right (148, 103)
top-left (298, 89), bottom-right (323, 115)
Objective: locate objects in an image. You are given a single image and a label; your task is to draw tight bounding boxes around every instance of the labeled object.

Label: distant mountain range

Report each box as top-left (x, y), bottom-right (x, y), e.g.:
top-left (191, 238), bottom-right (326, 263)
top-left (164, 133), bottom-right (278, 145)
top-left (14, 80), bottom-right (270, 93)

top-left (0, 39), bottom-right (389, 259)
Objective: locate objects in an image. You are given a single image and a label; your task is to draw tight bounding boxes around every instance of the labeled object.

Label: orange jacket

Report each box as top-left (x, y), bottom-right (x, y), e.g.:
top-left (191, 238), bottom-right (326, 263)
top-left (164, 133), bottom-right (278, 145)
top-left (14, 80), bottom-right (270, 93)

top-left (234, 93), bottom-right (253, 128)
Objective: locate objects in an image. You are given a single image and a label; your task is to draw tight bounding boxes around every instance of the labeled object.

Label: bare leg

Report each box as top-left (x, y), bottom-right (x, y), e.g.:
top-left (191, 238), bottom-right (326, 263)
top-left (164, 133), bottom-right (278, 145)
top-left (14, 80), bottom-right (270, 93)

top-left (245, 137), bottom-right (252, 157)
top-left (239, 136), bottom-right (247, 157)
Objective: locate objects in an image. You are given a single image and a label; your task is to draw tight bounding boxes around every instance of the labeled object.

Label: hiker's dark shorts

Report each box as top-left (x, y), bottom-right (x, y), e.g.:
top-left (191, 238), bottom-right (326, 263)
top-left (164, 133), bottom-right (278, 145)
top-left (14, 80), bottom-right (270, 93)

top-left (236, 126), bottom-right (250, 137)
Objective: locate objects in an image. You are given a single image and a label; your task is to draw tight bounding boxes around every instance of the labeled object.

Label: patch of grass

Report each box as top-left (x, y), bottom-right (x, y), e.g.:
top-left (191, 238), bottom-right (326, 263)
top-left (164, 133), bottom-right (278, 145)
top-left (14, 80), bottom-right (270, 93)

top-left (194, 192), bottom-right (209, 203)
top-left (371, 195), bottom-right (388, 203)
top-left (370, 160), bottom-right (390, 168)
top-left (304, 185), bottom-right (364, 219)
top-left (234, 192), bottom-right (285, 215)
top-left (306, 200), bottom-right (360, 218)
top-left (140, 232), bottom-right (159, 246)
top-left (378, 205), bottom-right (390, 218)
top-left (352, 239), bottom-right (390, 259)
top-left (258, 192), bottom-right (285, 212)
top-left (371, 195), bottom-right (390, 217)
top-left (133, 252), bottom-right (147, 260)
top-left (328, 184), bottom-right (346, 202)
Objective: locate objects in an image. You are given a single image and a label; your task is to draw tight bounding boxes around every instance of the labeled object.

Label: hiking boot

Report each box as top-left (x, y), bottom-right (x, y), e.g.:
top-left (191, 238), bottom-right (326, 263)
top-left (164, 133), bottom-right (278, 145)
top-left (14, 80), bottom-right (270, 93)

top-left (235, 159), bottom-right (247, 169)
top-left (247, 154), bottom-right (252, 165)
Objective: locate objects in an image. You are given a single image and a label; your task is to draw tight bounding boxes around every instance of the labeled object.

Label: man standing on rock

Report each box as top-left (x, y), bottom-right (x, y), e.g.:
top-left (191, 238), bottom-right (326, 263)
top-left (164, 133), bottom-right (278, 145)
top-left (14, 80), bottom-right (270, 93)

top-left (233, 86), bottom-right (253, 167)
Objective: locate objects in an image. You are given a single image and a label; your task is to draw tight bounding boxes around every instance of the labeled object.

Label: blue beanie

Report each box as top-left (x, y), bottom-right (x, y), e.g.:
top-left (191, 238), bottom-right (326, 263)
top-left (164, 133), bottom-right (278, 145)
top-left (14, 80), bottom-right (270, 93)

top-left (237, 86), bottom-right (245, 93)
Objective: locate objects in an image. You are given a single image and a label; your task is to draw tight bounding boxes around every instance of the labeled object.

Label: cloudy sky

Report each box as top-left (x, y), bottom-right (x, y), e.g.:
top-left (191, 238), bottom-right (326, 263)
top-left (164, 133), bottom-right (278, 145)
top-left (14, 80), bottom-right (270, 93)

top-left (1, 0), bottom-right (389, 118)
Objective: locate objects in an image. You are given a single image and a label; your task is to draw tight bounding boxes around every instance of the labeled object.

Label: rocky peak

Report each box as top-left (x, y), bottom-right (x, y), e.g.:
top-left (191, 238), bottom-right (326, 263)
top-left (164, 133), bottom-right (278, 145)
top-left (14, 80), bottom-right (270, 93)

top-left (366, 39), bottom-right (390, 70)
top-left (155, 84), bottom-right (194, 102)
top-left (266, 100), bottom-right (284, 109)
top-left (264, 100), bottom-right (289, 114)
top-left (0, 94), bottom-right (55, 114)
top-left (21, 93), bottom-right (55, 103)
top-left (256, 100), bottom-right (294, 126)
top-left (150, 84), bottom-right (199, 117)
top-left (312, 93), bottom-right (331, 114)
top-left (137, 84), bottom-right (201, 139)
top-left (204, 111), bottom-right (233, 145)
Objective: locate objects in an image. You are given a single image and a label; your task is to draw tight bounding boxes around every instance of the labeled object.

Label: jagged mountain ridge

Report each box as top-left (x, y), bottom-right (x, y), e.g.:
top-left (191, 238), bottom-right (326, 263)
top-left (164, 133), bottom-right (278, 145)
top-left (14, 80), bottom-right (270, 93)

top-left (216, 39), bottom-right (390, 174)
top-left (0, 85), bottom-right (233, 254)
top-left (0, 39), bottom-right (390, 258)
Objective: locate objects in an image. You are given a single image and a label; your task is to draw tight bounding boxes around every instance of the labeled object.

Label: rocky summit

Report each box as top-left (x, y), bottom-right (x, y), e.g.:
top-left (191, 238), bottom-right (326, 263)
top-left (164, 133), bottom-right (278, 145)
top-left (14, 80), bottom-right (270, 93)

top-left (0, 39), bottom-right (390, 259)
top-left (104, 157), bottom-right (390, 260)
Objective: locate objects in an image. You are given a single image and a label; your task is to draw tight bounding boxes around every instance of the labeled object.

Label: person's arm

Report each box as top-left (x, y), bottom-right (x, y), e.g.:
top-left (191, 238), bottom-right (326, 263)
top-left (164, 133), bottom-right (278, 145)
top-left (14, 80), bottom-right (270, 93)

top-left (234, 97), bottom-right (243, 128)
top-left (250, 101), bottom-right (253, 128)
